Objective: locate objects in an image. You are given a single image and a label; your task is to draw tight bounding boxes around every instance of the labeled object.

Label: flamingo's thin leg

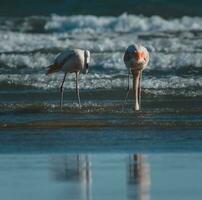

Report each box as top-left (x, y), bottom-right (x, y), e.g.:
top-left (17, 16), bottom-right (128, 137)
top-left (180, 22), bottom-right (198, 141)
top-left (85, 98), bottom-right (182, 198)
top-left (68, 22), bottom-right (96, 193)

top-left (124, 71), bottom-right (131, 106)
top-left (76, 72), bottom-right (81, 108)
top-left (60, 73), bottom-right (67, 110)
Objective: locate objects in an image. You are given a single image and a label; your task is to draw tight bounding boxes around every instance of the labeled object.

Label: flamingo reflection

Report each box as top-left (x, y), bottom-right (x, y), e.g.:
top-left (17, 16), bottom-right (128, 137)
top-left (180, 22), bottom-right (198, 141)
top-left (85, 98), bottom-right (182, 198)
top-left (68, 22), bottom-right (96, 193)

top-left (51, 154), bottom-right (91, 200)
top-left (128, 154), bottom-right (150, 200)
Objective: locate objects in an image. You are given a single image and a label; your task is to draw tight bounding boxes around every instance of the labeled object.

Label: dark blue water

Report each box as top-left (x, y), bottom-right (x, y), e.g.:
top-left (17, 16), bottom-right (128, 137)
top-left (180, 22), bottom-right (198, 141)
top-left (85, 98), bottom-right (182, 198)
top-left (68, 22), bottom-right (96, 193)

top-left (0, 0), bottom-right (202, 17)
top-left (0, 128), bottom-right (202, 153)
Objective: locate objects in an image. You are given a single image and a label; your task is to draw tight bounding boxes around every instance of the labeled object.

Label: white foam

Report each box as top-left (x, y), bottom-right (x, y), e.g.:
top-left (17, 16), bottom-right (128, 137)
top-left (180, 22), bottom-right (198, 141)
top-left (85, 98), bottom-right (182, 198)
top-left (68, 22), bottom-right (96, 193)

top-left (0, 50), bottom-right (202, 77)
top-left (45, 14), bottom-right (202, 33)
top-left (0, 53), bottom-right (54, 70)
top-left (1, 73), bottom-right (202, 96)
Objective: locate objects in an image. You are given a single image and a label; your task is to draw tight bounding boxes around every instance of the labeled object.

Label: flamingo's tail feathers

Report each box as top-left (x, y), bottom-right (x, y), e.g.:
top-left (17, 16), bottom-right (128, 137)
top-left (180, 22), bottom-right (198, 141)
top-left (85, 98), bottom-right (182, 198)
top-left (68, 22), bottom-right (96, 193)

top-left (46, 64), bottom-right (60, 75)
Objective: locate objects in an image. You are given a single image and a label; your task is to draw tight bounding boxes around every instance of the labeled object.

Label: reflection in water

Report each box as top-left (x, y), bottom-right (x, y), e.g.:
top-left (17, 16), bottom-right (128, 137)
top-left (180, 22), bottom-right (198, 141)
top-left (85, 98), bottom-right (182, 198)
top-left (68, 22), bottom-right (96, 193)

top-left (50, 155), bottom-right (91, 200)
top-left (1, 153), bottom-right (202, 200)
top-left (50, 154), bottom-right (150, 200)
top-left (127, 155), bottom-right (150, 200)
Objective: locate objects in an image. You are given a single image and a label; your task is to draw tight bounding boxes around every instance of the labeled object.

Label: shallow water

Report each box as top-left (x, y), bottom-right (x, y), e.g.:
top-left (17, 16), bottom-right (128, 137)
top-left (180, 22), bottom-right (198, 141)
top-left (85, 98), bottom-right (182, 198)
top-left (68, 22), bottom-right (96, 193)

top-left (1, 153), bottom-right (202, 200)
top-left (1, 128), bottom-right (202, 153)
top-left (0, 85), bottom-right (201, 128)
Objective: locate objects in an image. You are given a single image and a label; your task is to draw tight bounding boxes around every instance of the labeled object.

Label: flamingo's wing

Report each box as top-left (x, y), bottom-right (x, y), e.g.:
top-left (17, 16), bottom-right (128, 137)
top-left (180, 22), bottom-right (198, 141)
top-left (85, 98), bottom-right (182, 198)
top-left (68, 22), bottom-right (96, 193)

top-left (123, 50), bottom-right (132, 65)
top-left (55, 50), bottom-right (76, 66)
top-left (46, 50), bottom-right (76, 75)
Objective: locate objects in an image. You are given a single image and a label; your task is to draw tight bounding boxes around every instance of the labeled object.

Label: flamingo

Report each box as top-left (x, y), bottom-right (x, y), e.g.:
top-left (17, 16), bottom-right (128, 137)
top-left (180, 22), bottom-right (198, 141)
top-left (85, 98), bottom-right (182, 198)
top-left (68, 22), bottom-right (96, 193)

top-left (123, 44), bottom-right (149, 111)
top-left (46, 49), bottom-right (90, 109)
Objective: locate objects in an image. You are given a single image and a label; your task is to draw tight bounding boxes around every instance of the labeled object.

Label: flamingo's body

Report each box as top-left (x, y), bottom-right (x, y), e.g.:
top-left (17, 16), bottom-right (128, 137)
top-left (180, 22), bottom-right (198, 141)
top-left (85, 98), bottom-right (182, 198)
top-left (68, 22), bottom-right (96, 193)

top-left (123, 44), bottom-right (149, 110)
top-left (47, 49), bottom-right (90, 109)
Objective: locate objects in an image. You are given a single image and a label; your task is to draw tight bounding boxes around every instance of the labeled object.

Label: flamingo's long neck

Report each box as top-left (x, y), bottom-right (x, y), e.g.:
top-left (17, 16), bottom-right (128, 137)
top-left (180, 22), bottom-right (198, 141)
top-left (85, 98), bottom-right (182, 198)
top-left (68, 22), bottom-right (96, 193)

top-left (132, 70), bottom-right (141, 111)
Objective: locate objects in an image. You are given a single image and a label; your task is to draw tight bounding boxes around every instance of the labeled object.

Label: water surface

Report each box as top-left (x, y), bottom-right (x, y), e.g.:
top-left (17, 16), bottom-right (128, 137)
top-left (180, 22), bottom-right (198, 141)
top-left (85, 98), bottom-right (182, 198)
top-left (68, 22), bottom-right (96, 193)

top-left (1, 153), bottom-right (202, 200)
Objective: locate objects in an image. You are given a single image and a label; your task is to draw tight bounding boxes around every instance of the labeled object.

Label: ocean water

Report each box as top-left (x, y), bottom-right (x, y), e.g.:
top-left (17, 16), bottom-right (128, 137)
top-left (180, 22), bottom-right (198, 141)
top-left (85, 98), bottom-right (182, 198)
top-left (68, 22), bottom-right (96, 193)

top-left (0, 0), bottom-right (202, 17)
top-left (0, 1), bottom-right (202, 199)
top-left (0, 13), bottom-right (202, 126)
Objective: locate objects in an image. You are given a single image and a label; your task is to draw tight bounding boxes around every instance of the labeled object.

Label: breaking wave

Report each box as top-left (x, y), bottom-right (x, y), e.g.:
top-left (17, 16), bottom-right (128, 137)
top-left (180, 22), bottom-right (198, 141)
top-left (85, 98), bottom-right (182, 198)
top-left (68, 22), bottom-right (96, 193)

top-left (1, 14), bottom-right (202, 33)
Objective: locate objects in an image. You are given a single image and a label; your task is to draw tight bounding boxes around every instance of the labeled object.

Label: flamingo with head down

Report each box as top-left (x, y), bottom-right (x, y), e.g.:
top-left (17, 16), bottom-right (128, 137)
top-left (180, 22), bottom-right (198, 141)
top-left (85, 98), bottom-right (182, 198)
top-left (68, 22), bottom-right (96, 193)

top-left (46, 48), bottom-right (90, 109)
top-left (123, 44), bottom-right (149, 111)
